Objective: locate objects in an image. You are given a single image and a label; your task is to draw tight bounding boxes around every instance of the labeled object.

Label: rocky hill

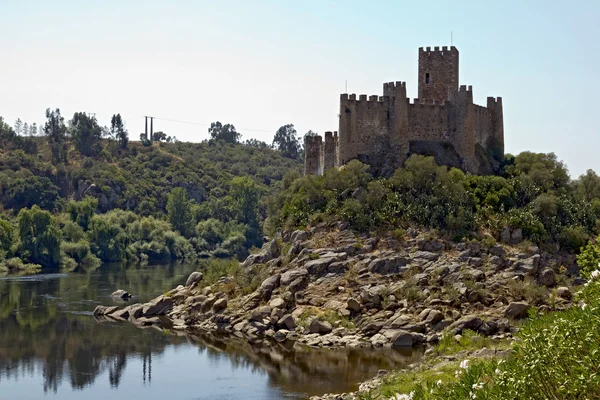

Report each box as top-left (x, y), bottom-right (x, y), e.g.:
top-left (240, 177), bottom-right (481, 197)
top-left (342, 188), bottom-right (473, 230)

top-left (94, 224), bottom-right (578, 351)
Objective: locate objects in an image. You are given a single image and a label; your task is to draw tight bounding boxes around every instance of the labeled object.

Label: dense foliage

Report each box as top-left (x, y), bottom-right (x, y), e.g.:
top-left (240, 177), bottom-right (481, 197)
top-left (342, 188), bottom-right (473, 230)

top-left (268, 153), bottom-right (600, 252)
top-left (0, 113), bottom-right (302, 271)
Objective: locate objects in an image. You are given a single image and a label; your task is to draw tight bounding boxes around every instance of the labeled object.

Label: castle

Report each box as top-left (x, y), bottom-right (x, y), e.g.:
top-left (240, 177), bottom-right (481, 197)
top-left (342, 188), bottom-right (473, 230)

top-left (304, 46), bottom-right (504, 176)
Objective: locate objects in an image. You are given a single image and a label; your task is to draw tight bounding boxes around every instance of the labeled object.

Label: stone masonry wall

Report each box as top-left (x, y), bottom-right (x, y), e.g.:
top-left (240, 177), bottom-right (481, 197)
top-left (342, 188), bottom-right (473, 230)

top-left (418, 46), bottom-right (459, 102)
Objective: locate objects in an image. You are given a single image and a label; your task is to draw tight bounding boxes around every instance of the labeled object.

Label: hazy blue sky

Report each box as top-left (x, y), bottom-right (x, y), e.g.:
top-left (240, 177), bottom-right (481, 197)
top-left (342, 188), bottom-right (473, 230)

top-left (1, 0), bottom-right (598, 176)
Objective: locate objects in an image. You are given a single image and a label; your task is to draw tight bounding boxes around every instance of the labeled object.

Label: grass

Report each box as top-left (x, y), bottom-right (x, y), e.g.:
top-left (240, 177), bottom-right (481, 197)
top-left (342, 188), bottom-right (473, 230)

top-left (296, 306), bottom-right (355, 331)
top-left (199, 258), bottom-right (269, 296)
top-left (506, 276), bottom-right (548, 305)
top-left (434, 329), bottom-right (509, 356)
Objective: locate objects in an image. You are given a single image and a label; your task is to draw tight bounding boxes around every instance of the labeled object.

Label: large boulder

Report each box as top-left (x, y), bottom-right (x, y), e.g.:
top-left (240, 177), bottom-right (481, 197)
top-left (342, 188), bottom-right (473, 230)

top-left (346, 297), bottom-right (361, 312)
top-left (309, 319), bottom-right (333, 334)
top-left (368, 257), bottom-right (409, 274)
top-left (538, 268), bottom-right (556, 287)
top-left (186, 271), bottom-right (204, 288)
top-left (212, 298), bottom-right (228, 312)
top-left (504, 301), bottom-right (530, 319)
top-left (390, 330), bottom-right (425, 347)
top-left (142, 296), bottom-right (174, 316)
top-left (111, 290), bottom-right (132, 300)
top-left (305, 257), bottom-right (336, 276)
top-left (446, 315), bottom-right (483, 334)
top-left (260, 274), bottom-right (281, 295)
top-left (556, 286), bottom-right (572, 300)
top-left (514, 255), bottom-right (540, 275)
top-left (277, 314), bottom-right (296, 330)
top-left (281, 268), bottom-right (308, 286)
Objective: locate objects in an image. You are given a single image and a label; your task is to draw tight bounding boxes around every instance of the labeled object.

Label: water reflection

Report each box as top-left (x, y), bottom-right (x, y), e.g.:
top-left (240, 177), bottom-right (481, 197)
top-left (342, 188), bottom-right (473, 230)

top-left (0, 264), bottom-right (423, 399)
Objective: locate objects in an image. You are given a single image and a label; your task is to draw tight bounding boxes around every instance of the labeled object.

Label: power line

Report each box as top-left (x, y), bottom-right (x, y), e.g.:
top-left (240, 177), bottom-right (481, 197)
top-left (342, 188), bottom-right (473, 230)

top-left (149, 116), bottom-right (274, 133)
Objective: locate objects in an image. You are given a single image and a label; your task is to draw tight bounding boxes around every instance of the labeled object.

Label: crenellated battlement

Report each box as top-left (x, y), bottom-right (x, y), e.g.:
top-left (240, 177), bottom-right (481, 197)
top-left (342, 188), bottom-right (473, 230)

top-left (419, 45), bottom-right (458, 55)
top-left (306, 46), bottom-right (504, 177)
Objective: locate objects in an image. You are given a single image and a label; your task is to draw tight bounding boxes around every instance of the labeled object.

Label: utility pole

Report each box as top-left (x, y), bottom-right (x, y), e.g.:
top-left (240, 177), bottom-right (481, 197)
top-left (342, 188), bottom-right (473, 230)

top-left (144, 116), bottom-right (148, 141)
top-left (150, 117), bottom-right (154, 142)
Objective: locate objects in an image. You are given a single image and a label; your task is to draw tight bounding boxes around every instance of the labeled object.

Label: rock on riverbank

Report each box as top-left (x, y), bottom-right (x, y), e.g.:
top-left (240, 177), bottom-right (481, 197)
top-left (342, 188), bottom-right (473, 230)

top-left (95, 225), bottom-right (577, 349)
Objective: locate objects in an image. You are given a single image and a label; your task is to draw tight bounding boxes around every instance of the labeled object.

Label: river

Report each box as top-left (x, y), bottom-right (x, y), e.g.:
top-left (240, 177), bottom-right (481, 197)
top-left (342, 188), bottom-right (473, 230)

top-left (0, 263), bottom-right (423, 399)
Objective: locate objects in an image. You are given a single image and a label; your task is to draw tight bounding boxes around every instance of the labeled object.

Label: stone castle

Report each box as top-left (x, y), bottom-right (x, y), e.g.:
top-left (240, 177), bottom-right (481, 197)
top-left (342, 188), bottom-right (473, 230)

top-left (304, 46), bottom-right (504, 176)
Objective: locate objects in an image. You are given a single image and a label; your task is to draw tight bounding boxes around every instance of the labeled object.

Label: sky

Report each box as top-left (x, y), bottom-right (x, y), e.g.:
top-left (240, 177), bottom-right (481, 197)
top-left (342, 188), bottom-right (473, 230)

top-left (1, 0), bottom-right (599, 177)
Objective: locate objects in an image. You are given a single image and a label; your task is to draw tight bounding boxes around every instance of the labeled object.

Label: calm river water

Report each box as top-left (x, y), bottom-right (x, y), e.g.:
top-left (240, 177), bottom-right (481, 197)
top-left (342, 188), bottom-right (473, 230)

top-left (0, 263), bottom-right (422, 400)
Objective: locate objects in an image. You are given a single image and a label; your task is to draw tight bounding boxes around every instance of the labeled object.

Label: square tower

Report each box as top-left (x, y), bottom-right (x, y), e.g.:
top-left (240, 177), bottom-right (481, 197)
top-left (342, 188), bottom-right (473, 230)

top-left (418, 46), bottom-right (459, 102)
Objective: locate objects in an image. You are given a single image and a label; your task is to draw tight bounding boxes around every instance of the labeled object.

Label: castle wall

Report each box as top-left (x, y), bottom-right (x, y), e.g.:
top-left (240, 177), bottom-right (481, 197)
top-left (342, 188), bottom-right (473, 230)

top-left (418, 46), bottom-right (459, 102)
top-left (338, 94), bottom-right (391, 165)
top-left (407, 100), bottom-right (449, 142)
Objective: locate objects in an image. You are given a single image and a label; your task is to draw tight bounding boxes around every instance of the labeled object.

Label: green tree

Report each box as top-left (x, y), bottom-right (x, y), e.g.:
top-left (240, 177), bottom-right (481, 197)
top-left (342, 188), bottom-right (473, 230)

top-left (152, 131), bottom-right (167, 142)
top-left (208, 121), bottom-right (241, 143)
top-left (88, 216), bottom-right (127, 262)
top-left (273, 124), bottom-right (301, 159)
top-left (110, 114), bottom-right (128, 149)
top-left (166, 187), bottom-right (193, 236)
top-left (5, 175), bottom-right (61, 211)
top-left (229, 176), bottom-right (262, 247)
top-left (0, 219), bottom-right (13, 259)
top-left (13, 118), bottom-right (23, 135)
top-left (16, 206), bottom-right (61, 268)
top-left (70, 112), bottom-right (102, 156)
top-left (44, 108), bottom-right (68, 164)
top-left (67, 197), bottom-right (98, 230)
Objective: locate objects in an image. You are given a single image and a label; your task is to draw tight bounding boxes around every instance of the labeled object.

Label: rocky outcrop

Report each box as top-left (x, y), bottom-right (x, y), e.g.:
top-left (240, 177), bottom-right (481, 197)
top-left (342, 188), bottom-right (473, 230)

top-left (96, 226), bottom-right (577, 351)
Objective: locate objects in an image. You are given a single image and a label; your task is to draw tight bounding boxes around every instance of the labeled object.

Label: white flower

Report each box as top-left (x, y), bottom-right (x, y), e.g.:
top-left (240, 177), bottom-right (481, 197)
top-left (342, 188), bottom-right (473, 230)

top-left (591, 270), bottom-right (600, 280)
top-left (472, 382), bottom-right (484, 390)
top-left (582, 303), bottom-right (588, 310)
top-left (436, 379), bottom-right (443, 387)
top-left (495, 368), bottom-right (501, 375)
top-left (460, 359), bottom-right (470, 370)
top-left (392, 392), bottom-right (414, 400)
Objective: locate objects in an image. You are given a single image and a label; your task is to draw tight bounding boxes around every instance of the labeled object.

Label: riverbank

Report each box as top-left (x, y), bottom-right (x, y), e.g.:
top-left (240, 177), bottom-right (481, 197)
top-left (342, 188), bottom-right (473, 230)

top-left (94, 225), bottom-right (578, 350)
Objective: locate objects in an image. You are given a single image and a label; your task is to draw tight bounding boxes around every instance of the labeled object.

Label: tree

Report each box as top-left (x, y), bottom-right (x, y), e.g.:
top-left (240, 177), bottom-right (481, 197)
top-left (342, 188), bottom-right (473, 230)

top-left (166, 187), bottom-right (193, 236)
top-left (273, 124), bottom-right (301, 159)
top-left (44, 108), bottom-right (68, 164)
top-left (229, 176), bottom-right (262, 247)
top-left (14, 118), bottom-right (23, 135)
top-left (30, 123), bottom-right (37, 136)
top-left (22, 122), bottom-right (29, 137)
top-left (208, 121), bottom-right (241, 143)
top-left (110, 114), bottom-right (128, 149)
top-left (152, 131), bottom-right (167, 142)
top-left (5, 175), bottom-right (61, 211)
top-left (70, 112), bottom-right (102, 156)
top-left (67, 197), bottom-right (98, 230)
top-left (16, 206), bottom-right (61, 268)
top-left (245, 138), bottom-right (270, 148)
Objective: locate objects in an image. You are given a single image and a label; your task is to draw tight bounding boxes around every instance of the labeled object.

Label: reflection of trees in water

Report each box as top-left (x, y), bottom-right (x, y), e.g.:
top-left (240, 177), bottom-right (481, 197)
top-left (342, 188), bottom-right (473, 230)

top-left (0, 263), bottom-right (196, 393)
top-left (0, 263), bottom-right (424, 397)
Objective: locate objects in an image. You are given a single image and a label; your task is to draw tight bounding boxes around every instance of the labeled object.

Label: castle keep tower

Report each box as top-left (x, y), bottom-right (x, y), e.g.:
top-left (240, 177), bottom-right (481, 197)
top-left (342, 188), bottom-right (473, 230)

top-left (304, 46), bottom-right (504, 176)
top-left (418, 46), bottom-right (459, 102)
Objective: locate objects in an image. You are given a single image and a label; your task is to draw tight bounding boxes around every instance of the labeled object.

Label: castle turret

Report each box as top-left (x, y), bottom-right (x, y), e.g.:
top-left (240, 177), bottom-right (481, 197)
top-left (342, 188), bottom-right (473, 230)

top-left (383, 81), bottom-right (410, 158)
top-left (323, 131), bottom-right (337, 172)
top-left (487, 96), bottom-right (504, 157)
top-left (418, 46), bottom-right (459, 102)
top-left (449, 85), bottom-right (476, 172)
top-left (304, 135), bottom-right (322, 176)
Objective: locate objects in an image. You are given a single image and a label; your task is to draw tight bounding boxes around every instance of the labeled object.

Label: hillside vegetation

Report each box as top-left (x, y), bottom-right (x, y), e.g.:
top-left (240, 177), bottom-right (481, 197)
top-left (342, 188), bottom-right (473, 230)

top-left (0, 113), bottom-right (302, 273)
top-left (268, 153), bottom-right (600, 255)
